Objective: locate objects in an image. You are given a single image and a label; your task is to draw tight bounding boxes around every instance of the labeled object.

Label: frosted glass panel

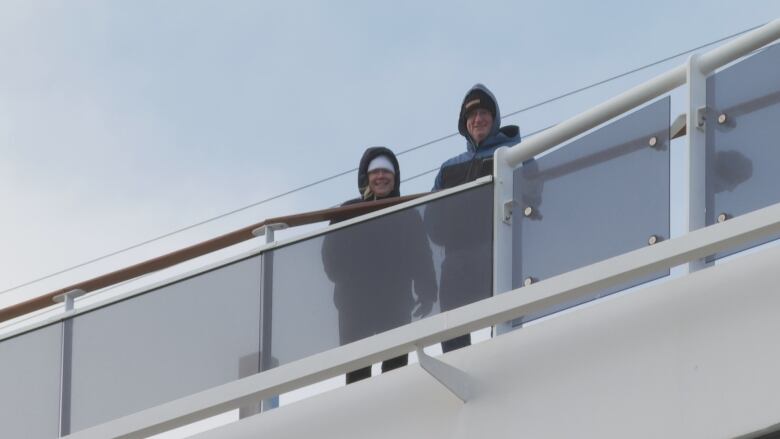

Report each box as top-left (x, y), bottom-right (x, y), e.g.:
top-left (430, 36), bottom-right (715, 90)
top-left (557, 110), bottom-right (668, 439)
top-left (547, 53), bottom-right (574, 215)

top-left (513, 97), bottom-right (670, 320)
top-left (706, 43), bottom-right (780, 258)
top-left (70, 256), bottom-right (262, 432)
top-left (0, 324), bottom-right (62, 439)
top-left (268, 184), bottom-right (493, 367)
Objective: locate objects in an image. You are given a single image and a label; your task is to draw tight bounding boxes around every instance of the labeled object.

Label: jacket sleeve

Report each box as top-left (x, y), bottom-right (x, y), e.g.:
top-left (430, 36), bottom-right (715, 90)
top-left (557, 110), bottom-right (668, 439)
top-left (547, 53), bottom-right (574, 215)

top-left (321, 198), bottom-right (363, 282)
top-left (432, 166), bottom-right (444, 191)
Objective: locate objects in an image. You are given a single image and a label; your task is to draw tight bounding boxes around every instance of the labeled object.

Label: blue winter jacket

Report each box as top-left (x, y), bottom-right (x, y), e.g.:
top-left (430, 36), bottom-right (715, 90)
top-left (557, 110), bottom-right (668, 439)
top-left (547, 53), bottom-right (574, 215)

top-left (432, 84), bottom-right (521, 190)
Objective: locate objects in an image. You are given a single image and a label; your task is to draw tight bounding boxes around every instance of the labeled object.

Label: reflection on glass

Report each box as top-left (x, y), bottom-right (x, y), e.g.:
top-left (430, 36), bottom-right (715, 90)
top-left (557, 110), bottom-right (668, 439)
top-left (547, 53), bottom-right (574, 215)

top-left (69, 256), bottom-right (262, 433)
top-left (512, 97), bottom-right (670, 321)
top-left (0, 324), bottom-right (62, 439)
top-left (706, 43), bottom-right (780, 258)
top-left (268, 184), bottom-right (493, 368)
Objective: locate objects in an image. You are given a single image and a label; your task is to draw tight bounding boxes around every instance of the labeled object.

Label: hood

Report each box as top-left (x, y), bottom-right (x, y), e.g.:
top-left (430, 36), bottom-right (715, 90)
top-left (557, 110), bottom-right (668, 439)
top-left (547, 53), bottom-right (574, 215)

top-left (458, 83), bottom-right (502, 151)
top-left (357, 146), bottom-right (401, 200)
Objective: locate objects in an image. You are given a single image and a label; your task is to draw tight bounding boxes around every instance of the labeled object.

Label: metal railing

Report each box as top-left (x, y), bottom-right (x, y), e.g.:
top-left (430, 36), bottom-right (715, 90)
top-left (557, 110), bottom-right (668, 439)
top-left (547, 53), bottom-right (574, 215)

top-left (0, 178), bottom-right (492, 438)
top-left (66, 184), bottom-right (780, 439)
top-left (0, 193), bottom-right (426, 325)
top-left (4, 17), bottom-right (780, 439)
top-left (492, 18), bottom-right (780, 296)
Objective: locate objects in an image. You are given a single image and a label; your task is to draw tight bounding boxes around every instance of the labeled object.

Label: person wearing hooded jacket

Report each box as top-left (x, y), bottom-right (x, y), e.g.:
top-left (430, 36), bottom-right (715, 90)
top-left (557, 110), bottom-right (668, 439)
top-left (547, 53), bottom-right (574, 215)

top-left (321, 147), bottom-right (437, 384)
top-left (433, 83), bottom-right (522, 190)
top-left (426, 84), bottom-right (521, 353)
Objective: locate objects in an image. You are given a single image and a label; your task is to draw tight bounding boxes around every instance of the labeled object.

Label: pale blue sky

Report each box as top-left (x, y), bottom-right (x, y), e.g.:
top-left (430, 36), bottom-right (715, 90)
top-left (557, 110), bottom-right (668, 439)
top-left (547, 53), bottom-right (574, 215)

top-left (2, 1), bottom-right (780, 307)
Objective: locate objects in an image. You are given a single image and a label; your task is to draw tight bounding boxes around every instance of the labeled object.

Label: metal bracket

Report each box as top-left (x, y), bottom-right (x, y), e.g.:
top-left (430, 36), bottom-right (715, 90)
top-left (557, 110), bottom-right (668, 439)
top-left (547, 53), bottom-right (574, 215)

top-left (252, 222), bottom-right (289, 244)
top-left (415, 345), bottom-right (471, 403)
top-left (696, 105), bottom-right (708, 131)
top-left (502, 200), bottom-right (516, 225)
top-left (52, 289), bottom-right (86, 312)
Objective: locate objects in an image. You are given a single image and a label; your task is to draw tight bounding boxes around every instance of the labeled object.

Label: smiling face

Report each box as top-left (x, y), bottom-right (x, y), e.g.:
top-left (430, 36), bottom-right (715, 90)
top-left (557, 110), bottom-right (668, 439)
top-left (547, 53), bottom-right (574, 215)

top-left (466, 108), bottom-right (493, 145)
top-left (368, 168), bottom-right (395, 198)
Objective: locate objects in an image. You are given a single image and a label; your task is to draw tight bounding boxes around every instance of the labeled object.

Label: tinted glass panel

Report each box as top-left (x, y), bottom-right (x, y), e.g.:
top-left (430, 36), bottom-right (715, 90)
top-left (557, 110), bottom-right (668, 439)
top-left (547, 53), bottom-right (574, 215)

top-left (706, 43), bottom-right (780, 258)
top-left (0, 324), bottom-right (62, 439)
top-left (267, 184), bottom-right (492, 367)
top-left (512, 97), bottom-right (670, 320)
top-left (69, 256), bottom-right (262, 432)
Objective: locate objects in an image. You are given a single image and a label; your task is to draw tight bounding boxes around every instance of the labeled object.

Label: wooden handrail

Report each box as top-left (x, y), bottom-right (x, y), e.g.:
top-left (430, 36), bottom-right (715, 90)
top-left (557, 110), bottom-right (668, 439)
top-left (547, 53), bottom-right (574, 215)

top-left (0, 193), bottom-right (428, 324)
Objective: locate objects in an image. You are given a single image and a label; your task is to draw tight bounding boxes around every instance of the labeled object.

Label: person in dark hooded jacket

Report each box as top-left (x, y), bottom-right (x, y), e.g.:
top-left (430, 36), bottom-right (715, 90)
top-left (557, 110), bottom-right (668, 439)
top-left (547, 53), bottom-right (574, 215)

top-left (427, 84), bottom-right (521, 353)
top-left (321, 147), bottom-right (437, 384)
top-left (433, 83), bottom-right (522, 190)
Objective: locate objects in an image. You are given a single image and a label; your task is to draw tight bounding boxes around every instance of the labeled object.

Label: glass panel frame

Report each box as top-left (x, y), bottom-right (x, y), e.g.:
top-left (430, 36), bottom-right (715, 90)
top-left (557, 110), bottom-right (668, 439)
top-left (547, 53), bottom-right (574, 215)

top-left (705, 43), bottom-right (780, 259)
top-left (512, 97), bottom-right (671, 321)
top-left (0, 323), bottom-right (63, 439)
top-left (68, 255), bottom-right (263, 433)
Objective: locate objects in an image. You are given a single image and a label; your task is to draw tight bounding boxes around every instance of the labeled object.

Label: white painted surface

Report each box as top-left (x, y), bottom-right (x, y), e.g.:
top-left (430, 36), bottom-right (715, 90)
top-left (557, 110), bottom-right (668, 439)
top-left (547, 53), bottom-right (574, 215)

top-left (192, 243), bottom-right (780, 439)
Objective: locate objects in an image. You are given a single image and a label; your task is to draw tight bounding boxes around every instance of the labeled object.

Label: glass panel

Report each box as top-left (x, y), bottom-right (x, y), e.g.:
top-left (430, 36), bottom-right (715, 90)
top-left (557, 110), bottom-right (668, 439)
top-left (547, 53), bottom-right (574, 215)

top-left (69, 256), bottom-right (262, 433)
top-left (512, 97), bottom-right (670, 320)
top-left (0, 324), bottom-right (62, 439)
top-left (706, 43), bottom-right (780, 258)
top-left (267, 184), bottom-right (492, 367)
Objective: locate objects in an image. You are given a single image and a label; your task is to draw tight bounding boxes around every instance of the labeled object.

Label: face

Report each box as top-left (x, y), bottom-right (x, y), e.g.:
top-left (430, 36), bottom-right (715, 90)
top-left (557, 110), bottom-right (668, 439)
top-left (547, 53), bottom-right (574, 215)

top-left (368, 168), bottom-right (395, 198)
top-left (466, 108), bottom-right (493, 145)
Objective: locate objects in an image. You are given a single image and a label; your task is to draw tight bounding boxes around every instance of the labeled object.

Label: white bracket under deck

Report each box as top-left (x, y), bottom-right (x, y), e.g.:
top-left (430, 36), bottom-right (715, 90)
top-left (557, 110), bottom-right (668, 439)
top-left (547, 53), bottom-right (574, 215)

top-left (415, 345), bottom-right (471, 403)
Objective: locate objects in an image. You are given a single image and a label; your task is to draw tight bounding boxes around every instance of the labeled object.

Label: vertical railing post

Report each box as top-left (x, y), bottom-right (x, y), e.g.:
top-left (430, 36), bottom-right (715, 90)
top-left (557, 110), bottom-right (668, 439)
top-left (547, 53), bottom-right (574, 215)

top-left (252, 223), bottom-right (287, 412)
top-left (493, 146), bottom-right (515, 335)
top-left (685, 54), bottom-right (709, 273)
top-left (52, 288), bottom-right (85, 437)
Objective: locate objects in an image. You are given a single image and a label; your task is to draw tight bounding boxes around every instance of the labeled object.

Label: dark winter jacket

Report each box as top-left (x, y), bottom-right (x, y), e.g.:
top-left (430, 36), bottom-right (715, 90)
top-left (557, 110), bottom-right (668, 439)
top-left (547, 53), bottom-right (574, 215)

top-left (424, 85), bottom-right (517, 312)
top-left (321, 147), bottom-right (437, 344)
top-left (432, 84), bottom-right (522, 190)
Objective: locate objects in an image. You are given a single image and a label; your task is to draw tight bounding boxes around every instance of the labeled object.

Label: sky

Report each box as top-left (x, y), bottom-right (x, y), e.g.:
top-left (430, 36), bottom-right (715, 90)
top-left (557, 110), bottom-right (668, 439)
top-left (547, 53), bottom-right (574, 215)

top-left (2, 0), bottom-right (780, 313)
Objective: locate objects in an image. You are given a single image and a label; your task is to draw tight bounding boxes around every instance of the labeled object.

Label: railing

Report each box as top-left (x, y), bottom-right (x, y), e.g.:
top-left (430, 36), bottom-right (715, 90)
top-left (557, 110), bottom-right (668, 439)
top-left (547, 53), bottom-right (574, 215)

top-left (492, 18), bottom-right (780, 297)
top-left (0, 193), bottom-right (425, 324)
top-left (0, 179), bottom-right (492, 438)
top-left (2, 18), bottom-right (780, 439)
top-left (66, 194), bottom-right (780, 439)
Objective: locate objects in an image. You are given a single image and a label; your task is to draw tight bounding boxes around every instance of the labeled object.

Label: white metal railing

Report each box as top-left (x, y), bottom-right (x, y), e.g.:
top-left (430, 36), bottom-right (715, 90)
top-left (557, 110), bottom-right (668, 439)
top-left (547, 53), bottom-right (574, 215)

top-left (61, 18), bottom-right (780, 438)
top-left (491, 18), bottom-right (780, 299)
top-left (0, 17), bottom-right (769, 439)
top-left (66, 178), bottom-right (780, 439)
top-left (0, 177), bottom-right (490, 438)
top-left (499, 19), bottom-right (780, 169)
top-left (0, 178), bottom-right (490, 343)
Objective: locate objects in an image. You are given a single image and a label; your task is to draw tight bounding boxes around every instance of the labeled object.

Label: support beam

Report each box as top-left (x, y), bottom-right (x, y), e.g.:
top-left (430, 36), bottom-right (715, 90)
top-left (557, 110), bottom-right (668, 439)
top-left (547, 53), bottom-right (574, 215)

top-left (415, 346), bottom-right (471, 403)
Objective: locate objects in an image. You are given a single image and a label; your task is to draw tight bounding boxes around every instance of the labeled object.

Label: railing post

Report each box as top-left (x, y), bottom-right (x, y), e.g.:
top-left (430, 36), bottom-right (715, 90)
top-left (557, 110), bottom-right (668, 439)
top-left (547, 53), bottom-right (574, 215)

top-left (52, 289), bottom-right (85, 437)
top-left (252, 223), bottom-right (289, 245)
top-left (251, 224), bottom-right (287, 412)
top-left (53, 289), bottom-right (85, 312)
top-left (493, 147), bottom-right (515, 334)
top-left (685, 54), bottom-right (709, 273)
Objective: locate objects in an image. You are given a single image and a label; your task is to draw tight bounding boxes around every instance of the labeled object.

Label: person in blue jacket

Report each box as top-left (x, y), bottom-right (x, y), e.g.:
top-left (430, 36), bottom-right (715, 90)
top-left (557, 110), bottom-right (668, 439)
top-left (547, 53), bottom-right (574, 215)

top-left (433, 83), bottom-right (521, 190)
top-left (428, 84), bottom-right (521, 352)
